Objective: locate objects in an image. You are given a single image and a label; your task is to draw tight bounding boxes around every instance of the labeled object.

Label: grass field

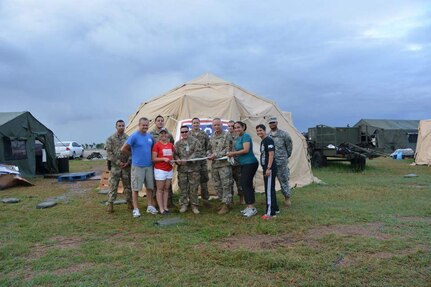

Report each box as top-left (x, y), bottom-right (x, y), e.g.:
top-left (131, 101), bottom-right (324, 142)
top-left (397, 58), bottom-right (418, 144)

top-left (1, 158), bottom-right (430, 286)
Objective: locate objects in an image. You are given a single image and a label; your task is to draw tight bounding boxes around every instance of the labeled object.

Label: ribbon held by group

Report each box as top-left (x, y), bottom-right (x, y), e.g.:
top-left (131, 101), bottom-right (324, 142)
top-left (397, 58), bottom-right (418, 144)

top-left (171, 156), bottom-right (235, 165)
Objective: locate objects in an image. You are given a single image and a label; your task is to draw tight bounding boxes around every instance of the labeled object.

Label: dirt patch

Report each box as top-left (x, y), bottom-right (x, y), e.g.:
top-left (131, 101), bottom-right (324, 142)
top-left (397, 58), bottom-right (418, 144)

top-left (218, 234), bottom-right (298, 251)
top-left (28, 236), bottom-right (83, 259)
top-left (214, 222), bottom-right (391, 251)
top-left (396, 216), bottom-right (431, 224)
top-left (306, 222), bottom-right (390, 240)
top-left (332, 245), bottom-right (430, 269)
top-left (371, 245), bottom-right (429, 259)
top-left (52, 262), bottom-right (94, 276)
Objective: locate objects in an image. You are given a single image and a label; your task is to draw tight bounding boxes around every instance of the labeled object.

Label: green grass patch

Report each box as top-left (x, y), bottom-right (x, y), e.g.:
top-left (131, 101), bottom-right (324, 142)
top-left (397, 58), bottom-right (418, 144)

top-left (0, 158), bottom-right (430, 286)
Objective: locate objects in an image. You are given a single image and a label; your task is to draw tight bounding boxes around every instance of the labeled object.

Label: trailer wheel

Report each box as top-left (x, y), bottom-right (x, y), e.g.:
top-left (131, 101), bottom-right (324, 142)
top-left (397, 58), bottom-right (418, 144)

top-left (351, 156), bottom-right (366, 172)
top-left (312, 151), bottom-right (326, 168)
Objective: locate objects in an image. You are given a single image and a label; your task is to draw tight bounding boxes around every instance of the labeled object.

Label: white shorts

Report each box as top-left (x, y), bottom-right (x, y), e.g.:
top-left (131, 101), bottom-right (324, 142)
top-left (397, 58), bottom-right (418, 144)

top-left (154, 168), bottom-right (174, 181)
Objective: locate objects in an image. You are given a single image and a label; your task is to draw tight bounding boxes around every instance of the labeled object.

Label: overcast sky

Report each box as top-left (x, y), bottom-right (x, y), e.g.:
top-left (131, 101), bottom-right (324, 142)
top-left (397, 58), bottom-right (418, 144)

top-left (1, 0), bottom-right (430, 144)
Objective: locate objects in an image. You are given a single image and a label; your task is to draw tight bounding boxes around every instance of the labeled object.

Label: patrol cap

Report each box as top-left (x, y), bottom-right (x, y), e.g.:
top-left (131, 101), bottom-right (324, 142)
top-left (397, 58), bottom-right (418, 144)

top-left (159, 128), bottom-right (168, 133)
top-left (267, 116), bottom-right (278, 123)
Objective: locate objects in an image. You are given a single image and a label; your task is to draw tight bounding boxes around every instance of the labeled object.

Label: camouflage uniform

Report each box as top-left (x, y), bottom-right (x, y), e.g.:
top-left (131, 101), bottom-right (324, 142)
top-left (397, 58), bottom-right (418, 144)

top-left (269, 129), bottom-right (293, 198)
top-left (190, 129), bottom-right (210, 200)
top-left (105, 133), bottom-right (132, 203)
top-left (174, 136), bottom-right (201, 207)
top-left (227, 132), bottom-right (243, 197)
top-left (208, 131), bottom-right (233, 204)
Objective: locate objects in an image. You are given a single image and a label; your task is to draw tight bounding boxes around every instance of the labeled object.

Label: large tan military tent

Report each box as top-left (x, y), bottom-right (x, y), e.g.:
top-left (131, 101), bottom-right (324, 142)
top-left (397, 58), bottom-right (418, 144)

top-left (126, 73), bottom-right (317, 192)
top-left (414, 119), bottom-right (431, 166)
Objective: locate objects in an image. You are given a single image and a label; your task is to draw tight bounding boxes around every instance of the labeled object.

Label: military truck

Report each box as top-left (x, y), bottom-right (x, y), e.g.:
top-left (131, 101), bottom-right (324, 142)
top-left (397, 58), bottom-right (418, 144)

top-left (307, 125), bottom-right (382, 171)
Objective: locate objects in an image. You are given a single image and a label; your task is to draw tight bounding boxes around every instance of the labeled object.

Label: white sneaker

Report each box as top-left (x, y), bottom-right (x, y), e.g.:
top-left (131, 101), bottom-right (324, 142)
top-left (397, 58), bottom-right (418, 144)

top-left (243, 208), bottom-right (257, 218)
top-left (146, 206), bottom-right (158, 215)
top-left (240, 207), bottom-right (250, 214)
top-left (132, 208), bottom-right (141, 218)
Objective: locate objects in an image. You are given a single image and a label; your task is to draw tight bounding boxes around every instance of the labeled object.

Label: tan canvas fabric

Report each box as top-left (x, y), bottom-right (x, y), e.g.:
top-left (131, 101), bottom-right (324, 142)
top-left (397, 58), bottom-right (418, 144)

top-left (126, 73), bottom-right (318, 192)
top-left (414, 119), bottom-right (431, 166)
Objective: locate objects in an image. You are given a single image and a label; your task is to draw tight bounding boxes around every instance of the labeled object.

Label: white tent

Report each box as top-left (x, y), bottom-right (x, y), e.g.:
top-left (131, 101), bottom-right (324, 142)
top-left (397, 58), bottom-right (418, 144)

top-left (126, 73), bottom-right (318, 192)
top-left (414, 119), bottom-right (431, 166)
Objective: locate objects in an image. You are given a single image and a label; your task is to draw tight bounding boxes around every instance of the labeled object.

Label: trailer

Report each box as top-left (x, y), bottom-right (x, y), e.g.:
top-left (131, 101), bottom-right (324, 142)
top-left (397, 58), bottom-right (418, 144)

top-left (307, 125), bottom-right (383, 171)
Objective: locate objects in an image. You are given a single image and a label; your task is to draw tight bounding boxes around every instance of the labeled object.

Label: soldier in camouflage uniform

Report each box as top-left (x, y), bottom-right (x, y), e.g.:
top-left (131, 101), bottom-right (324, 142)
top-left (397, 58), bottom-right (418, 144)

top-left (150, 115), bottom-right (175, 207)
top-left (227, 120), bottom-right (244, 204)
top-left (208, 118), bottom-right (233, 214)
top-left (190, 117), bottom-right (210, 206)
top-left (268, 116), bottom-right (293, 207)
top-left (174, 125), bottom-right (201, 214)
top-left (105, 120), bottom-right (132, 213)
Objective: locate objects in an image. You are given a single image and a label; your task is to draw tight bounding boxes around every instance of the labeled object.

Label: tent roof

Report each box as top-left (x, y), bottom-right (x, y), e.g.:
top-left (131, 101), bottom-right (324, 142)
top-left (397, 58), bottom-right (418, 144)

top-left (186, 73), bottom-right (229, 85)
top-left (0, 112), bottom-right (26, 127)
top-left (127, 72), bottom-right (318, 190)
top-left (354, 119), bottom-right (419, 130)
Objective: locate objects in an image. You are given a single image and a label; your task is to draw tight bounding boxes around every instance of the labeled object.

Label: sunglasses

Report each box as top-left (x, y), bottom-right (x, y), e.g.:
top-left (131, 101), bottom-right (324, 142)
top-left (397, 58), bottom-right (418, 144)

top-left (180, 131), bottom-right (188, 134)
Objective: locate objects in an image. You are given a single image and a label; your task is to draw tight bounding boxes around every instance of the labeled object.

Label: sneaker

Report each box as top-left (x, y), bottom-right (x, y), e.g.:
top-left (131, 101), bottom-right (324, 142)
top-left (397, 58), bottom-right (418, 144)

top-left (240, 207), bottom-right (250, 214)
top-left (161, 210), bottom-right (169, 215)
top-left (275, 210), bottom-right (280, 214)
top-left (243, 207), bottom-right (257, 218)
top-left (146, 206), bottom-right (158, 215)
top-left (261, 214), bottom-right (276, 220)
top-left (179, 205), bottom-right (188, 213)
top-left (132, 208), bottom-right (141, 218)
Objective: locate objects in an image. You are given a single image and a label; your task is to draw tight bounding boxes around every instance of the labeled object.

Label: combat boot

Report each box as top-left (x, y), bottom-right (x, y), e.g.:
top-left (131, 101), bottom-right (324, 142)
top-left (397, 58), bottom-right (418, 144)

top-left (107, 202), bottom-right (114, 213)
top-left (191, 205), bottom-right (200, 215)
top-left (179, 205), bottom-right (188, 213)
top-left (217, 204), bottom-right (229, 215)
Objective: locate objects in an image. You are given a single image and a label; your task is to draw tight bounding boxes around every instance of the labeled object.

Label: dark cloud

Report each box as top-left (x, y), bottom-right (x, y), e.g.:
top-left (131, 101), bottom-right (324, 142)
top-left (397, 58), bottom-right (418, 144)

top-left (0, 1), bottom-right (429, 142)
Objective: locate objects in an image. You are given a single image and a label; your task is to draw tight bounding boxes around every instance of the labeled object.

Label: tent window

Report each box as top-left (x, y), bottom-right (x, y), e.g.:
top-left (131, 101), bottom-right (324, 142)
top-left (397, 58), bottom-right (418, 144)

top-left (4, 138), bottom-right (27, 160)
top-left (408, 133), bottom-right (418, 143)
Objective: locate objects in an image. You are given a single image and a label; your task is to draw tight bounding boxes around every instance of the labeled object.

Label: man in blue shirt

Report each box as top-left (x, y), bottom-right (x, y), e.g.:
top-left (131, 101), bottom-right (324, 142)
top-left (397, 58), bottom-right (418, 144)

top-left (121, 117), bottom-right (156, 218)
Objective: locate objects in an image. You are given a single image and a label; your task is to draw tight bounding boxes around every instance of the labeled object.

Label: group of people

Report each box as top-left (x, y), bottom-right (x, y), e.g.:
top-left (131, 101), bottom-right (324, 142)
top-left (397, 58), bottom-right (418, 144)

top-left (105, 115), bottom-right (293, 219)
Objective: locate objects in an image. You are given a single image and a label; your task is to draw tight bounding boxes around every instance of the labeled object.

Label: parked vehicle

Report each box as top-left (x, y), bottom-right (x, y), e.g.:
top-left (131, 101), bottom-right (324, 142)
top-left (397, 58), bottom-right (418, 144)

top-left (55, 141), bottom-right (84, 159)
top-left (307, 125), bottom-right (383, 171)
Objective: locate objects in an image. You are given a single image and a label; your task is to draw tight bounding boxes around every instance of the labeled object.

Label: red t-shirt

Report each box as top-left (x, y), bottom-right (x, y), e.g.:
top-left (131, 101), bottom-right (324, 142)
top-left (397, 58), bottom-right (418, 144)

top-left (152, 141), bottom-right (174, 171)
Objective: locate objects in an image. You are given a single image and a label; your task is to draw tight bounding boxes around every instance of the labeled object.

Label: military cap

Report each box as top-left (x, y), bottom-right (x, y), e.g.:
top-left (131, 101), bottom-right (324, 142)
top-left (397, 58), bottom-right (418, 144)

top-left (268, 116), bottom-right (278, 123)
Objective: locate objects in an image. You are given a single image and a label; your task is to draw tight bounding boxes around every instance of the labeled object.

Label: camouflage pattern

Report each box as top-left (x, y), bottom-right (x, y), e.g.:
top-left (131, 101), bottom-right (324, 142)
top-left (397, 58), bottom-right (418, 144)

top-left (178, 171), bottom-right (200, 206)
top-left (208, 131), bottom-right (232, 168)
top-left (208, 131), bottom-right (233, 204)
top-left (231, 165), bottom-right (243, 196)
top-left (212, 166), bottom-right (232, 204)
top-left (174, 136), bottom-right (202, 172)
top-left (269, 129), bottom-right (293, 198)
top-left (190, 129), bottom-right (210, 199)
top-left (105, 133), bottom-right (131, 203)
top-left (227, 132), bottom-right (243, 196)
top-left (175, 136), bottom-right (202, 206)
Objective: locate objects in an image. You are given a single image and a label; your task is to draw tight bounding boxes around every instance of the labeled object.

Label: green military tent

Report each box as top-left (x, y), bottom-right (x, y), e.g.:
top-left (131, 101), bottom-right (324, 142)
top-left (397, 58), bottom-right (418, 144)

top-left (354, 119), bottom-right (419, 153)
top-left (0, 111), bottom-right (58, 176)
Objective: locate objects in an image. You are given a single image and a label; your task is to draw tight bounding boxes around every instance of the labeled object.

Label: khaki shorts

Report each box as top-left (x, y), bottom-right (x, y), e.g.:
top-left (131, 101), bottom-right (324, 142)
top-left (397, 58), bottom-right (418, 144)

top-left (131, 166), bottom-right (154, 192)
